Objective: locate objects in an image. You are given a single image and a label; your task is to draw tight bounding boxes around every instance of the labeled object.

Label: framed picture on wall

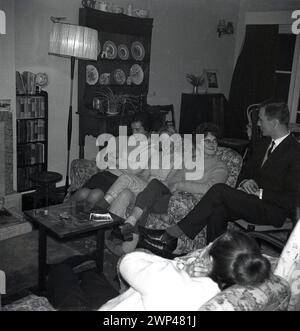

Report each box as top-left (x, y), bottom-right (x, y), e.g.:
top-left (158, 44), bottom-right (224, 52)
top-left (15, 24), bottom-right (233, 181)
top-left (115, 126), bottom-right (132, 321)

top-left (204, 69), bottom-right (219, 92)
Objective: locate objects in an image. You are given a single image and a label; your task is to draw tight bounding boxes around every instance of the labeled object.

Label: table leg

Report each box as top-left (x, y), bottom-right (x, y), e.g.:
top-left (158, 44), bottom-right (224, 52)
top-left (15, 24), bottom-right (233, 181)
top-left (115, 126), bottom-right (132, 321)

top-left (96, 230), bottom-right (105, 272)
top-left (38, 226), bottom-right (47, 293)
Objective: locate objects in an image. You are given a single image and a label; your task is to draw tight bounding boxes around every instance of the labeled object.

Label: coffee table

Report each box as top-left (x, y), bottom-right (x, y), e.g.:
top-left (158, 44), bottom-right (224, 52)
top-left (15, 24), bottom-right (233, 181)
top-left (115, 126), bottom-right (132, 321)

top-left (24, 202), bottom-right (124, 292)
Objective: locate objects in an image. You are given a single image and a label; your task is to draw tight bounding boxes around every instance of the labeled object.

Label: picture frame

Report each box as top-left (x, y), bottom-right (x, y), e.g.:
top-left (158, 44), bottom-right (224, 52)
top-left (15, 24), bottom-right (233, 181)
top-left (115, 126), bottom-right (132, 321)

top-left (204, 69), bottom-right (219, 92)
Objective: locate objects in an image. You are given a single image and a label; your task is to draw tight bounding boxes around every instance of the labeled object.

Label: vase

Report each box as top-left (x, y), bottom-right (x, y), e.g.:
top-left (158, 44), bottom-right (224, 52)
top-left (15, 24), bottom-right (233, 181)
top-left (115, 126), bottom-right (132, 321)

top-left (193, 86), bottom-right (199, 94)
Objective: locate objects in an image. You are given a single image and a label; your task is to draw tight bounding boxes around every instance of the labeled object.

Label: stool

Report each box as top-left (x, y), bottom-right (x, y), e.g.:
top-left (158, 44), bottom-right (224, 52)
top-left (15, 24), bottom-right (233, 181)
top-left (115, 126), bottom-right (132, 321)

top-left (30, 171), bottom-right (62, 208)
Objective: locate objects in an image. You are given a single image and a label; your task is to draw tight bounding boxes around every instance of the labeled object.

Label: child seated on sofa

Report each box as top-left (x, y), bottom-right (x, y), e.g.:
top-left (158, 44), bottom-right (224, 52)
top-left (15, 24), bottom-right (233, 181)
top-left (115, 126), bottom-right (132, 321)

top-left (46, 231), bottom-right (270, 311)
top-left (68, 114), bottom-right (151, 211)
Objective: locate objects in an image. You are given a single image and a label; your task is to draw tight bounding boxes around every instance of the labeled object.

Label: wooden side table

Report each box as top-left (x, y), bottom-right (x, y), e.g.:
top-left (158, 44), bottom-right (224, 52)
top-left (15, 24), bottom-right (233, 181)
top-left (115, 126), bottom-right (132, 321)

top-left (25, 202), bottom-right (123, 292)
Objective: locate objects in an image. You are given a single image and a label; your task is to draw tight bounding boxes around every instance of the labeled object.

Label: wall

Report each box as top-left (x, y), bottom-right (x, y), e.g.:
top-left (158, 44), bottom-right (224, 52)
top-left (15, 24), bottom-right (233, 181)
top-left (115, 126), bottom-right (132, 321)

top-left (0, 0), bottom-right (16, 191)
top-left (14, 0), bottom-right (240, 184)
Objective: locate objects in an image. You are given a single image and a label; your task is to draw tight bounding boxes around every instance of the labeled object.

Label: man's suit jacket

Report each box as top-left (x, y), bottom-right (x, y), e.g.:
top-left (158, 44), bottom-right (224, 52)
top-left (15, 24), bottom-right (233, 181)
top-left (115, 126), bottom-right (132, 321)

top-left (238, 134), bottom-right (300, 212)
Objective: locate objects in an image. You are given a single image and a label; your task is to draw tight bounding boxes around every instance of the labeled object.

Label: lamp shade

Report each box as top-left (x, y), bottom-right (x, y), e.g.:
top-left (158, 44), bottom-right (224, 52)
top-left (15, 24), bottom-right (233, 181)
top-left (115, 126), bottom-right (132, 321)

top-left (49, 22), bottom-right (98, 60)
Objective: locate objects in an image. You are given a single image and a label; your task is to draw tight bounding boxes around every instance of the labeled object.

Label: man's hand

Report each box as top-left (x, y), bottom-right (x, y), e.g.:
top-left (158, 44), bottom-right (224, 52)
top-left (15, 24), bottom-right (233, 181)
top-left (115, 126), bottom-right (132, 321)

top-left (239, 179), bottom-right (260, 195)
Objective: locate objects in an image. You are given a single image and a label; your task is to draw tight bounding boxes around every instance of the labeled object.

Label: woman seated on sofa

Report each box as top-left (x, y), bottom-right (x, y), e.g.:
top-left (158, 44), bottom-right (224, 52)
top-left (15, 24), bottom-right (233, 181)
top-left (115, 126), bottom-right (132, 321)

top-left (68, 113), bottom-right (151, 211)
top-left (111, 123), bottom-right (229, 254)
top-left (46, 231), bottom-right (271, 311)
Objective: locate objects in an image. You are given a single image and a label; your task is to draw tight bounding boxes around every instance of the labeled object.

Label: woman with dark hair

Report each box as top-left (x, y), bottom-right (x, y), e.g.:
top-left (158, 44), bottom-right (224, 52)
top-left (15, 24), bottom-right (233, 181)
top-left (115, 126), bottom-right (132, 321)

top-left (100, 231), bottom-right (271, 310)
top-left (206, 231), bottom-right (271, 289)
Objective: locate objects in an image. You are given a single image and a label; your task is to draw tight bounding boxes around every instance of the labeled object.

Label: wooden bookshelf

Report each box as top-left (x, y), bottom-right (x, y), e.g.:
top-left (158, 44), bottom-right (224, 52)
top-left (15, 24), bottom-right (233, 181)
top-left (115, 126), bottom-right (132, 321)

top-left (16, 91), bottom-right (48, 192)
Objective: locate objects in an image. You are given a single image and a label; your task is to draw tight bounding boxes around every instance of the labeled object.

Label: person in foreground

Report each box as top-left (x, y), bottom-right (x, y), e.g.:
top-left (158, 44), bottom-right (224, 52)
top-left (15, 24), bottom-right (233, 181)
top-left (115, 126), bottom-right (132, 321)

top-left (46, 231), bottom-right (270, 311)
top-left (140, 101), bottom-right (300, 255)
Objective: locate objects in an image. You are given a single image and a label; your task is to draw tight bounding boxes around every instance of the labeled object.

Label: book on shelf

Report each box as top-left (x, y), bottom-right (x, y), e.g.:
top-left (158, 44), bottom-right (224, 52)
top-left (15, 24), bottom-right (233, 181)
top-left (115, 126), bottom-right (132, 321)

top-left (17, 142), bottom-right (45, 166)
top-left (17, 119), bottom-right (45, 143)
top-left (17, 164), bottom-right (45, 191)
top-left (16, 96), bottom-right (46, 119)
top-left (16, 71), bottom-right (26, 95)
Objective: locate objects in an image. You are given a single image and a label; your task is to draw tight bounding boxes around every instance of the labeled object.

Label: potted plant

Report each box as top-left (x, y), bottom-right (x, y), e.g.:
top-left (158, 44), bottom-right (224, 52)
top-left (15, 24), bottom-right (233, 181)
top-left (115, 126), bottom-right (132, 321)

top-left (95, 88), bottom-right (139, 114)
top-left (186, 73), bottom-right (206, 94)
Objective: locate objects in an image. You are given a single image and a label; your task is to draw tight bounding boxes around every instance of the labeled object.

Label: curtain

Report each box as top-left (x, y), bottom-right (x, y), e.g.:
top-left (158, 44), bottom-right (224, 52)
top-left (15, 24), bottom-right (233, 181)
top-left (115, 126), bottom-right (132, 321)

top-left (225, 25), bottom-right (279, 138)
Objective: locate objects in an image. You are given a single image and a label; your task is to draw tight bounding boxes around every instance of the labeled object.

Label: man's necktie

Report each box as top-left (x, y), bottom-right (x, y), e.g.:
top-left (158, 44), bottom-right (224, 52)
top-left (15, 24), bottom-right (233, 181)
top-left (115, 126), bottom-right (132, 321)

top-left (261, 140), bottom-right (275, 167)
top-left (267, 140), bottom-right (275, 159)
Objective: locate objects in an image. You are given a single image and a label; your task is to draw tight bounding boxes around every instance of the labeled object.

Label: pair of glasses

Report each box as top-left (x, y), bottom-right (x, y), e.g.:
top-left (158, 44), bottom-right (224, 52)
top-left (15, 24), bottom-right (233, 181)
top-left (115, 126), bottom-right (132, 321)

top-left (204, 138), bottom-right (218, 145)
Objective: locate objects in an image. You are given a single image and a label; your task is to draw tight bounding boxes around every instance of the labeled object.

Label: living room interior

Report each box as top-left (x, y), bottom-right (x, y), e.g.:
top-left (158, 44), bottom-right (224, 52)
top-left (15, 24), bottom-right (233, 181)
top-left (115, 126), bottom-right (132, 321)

top-left (1, 0), bottom-right (300, 311)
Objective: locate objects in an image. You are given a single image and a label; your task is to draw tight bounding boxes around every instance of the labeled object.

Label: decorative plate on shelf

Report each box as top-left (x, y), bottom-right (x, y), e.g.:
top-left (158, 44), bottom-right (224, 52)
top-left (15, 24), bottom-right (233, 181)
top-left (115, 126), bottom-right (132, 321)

top-left (113, 69), bottom-right (126, 85)
top-left (131, 41), bottom-right (145, 61)
top-left (118, 44), bottom-right (129, 60)
top-left (130, 64), bottom-right (144, 85)
top-left (99, 73), bottom-right (111, 85)
top-left (103, 40), bottom-right (117, 59)
top-left (86, 65), bottom-right (99, 85)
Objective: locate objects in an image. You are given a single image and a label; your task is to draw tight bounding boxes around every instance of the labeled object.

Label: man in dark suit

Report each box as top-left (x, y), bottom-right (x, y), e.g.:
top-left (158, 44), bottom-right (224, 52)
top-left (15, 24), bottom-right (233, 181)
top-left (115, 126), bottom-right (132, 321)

top-left (140, 102), bottom-right (300, 254)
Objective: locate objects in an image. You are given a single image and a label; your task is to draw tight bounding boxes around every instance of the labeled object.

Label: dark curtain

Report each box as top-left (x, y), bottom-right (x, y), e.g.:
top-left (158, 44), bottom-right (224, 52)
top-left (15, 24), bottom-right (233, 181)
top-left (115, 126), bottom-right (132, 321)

top-left (225, 25), bottom-right (279, 138)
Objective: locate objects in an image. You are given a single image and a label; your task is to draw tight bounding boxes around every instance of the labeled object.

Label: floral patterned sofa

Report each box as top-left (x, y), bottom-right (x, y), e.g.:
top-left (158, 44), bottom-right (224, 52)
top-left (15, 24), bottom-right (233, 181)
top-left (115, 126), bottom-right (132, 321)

top-left (64, 146), bottom-right (243, 254)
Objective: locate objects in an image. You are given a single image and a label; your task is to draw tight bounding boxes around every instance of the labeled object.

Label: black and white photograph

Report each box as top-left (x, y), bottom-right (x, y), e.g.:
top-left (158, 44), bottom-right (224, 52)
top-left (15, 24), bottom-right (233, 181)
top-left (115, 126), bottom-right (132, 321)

top-left (1, 0), bottom-right (300, 315)
top-left (204, 69), bottom-right (219, 90)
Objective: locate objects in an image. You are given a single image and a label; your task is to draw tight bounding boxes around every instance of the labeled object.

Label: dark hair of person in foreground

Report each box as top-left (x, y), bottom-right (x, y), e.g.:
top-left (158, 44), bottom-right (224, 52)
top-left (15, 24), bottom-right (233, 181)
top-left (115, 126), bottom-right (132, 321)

top-left (209, 231), bottom-right (271, 290)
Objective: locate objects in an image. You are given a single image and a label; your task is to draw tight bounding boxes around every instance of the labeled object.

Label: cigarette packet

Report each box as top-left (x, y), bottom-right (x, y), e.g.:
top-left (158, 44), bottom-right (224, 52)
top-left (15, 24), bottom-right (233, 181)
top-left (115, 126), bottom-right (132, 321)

top-left (89, 212), bottom-right (113, 222)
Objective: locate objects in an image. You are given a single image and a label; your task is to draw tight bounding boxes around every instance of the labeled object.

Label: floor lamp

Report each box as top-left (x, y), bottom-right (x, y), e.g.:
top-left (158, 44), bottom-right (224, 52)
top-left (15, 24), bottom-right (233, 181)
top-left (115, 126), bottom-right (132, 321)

top-left (49, 22), bottom-right (98, 195)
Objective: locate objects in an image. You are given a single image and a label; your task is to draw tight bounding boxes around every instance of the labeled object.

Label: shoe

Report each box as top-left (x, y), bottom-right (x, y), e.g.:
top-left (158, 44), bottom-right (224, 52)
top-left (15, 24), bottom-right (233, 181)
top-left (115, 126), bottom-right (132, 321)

top-left (137, 233), bottom-right (178, 259)
top-left (138, 226), bottom-right (177, 247)
top-left (138, 226), bottom-right (178, 254)
top-left (111, 223), bottom-right (134, 241)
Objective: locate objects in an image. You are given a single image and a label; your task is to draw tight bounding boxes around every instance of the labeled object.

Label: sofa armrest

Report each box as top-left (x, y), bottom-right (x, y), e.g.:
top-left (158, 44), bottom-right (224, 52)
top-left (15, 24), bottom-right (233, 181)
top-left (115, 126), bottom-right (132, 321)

top-left (199, 274), bottom-right (290, 311)
top-left (64, 159), bottom-right (99, 200)
top-left (217, 147), bottom-right (243, 189)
